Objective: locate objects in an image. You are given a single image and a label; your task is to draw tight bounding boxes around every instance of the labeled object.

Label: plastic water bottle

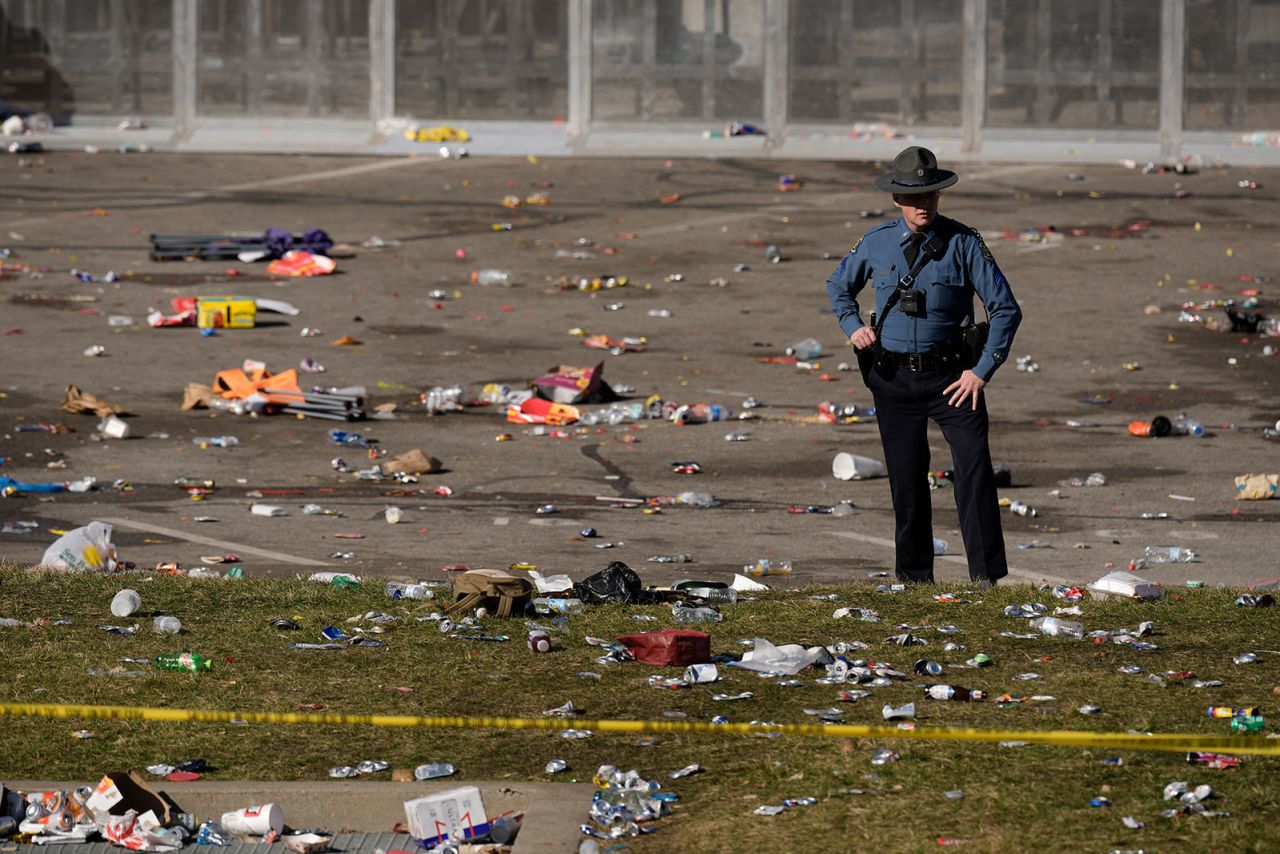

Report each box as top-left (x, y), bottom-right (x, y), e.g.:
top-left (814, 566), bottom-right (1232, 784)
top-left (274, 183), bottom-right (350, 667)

top-left (673, 606), bottom-right (723, 624)
top-left (1028, 616), bottom-right (1084, 639)
top-left (745, 558), bottom-right (793, 577)
top-left (1143, 546), bottom-right (1196, 564)
top-left (327, 429), bottom-right (368, 447)
top-left (153, 616), bottom-right (182, 635)
top-left (413, 763), bottom-right (457, 780)
top-left (532, 597), bottom-right (584, 616)
top-left (671, 404), bottom-right (730, 425)
top-left (925, 685), bottom-right (987, 701)
top-left (785, 337), bottom-right (822, 359)
top-left (676, 491), bottom-right (717, 507)
top-left (1174, 414), bottom-right (1205, 437)
top-left (683, 587), bottom-right (738, 604)
top-left (470, 269), bottom-right (513, 286)
top-left (192, 436), bottom-right (239, 448)
top-left (384, 581), bottom-right (434, 600)
top-left (153, 652), bottom-right (212, 672)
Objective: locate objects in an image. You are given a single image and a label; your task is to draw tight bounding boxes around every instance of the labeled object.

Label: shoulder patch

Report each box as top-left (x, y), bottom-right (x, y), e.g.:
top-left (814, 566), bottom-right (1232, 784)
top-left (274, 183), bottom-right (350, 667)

top-left (850, 237), bottom-right (863, 254)
top-left (970, 228), bottom-right (994, 262)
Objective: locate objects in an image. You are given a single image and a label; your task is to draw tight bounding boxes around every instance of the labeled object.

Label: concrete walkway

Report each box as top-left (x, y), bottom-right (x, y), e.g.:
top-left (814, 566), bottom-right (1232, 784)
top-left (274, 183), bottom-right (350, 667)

top-left (5, 780), bottom-right (592, 853)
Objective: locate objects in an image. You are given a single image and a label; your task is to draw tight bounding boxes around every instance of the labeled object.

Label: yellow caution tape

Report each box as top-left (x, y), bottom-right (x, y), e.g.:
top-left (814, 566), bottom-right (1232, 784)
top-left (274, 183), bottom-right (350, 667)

top-left (0, 702), bottom-right (1277, 756)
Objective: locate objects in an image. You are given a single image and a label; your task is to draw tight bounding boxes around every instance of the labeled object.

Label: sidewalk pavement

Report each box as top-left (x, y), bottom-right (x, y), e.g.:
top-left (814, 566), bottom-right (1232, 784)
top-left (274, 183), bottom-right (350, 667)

top-left (5, 780), bottom-right (592, 853)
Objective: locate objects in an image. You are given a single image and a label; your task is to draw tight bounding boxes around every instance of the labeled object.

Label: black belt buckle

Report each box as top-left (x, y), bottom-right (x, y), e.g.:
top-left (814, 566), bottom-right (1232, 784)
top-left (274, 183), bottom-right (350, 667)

top-left (907, 352), bottom-right (925, 372)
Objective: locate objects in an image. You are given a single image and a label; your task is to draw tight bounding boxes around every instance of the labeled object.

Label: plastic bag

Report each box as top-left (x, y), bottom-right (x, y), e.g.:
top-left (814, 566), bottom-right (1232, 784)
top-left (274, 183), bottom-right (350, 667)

top-left (41, 521), bottom-right (117, 572)
top-left (1235, 473), bottom-right (1278, 500)
top-left (574, 561), bottom-right (659, 605)
top-left (728, 637), bottom-right (832, 675)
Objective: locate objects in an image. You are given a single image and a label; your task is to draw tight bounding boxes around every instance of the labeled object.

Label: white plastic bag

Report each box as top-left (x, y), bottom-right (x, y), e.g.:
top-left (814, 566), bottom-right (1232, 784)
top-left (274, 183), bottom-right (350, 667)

top-left (728, 637), bottom-right (832, 675)
top-left (41, 521), bottom-right (117, 572)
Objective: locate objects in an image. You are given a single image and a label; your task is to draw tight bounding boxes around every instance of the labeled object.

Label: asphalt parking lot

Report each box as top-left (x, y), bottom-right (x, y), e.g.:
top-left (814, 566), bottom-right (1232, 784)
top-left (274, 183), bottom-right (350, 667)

top-left (1, 149), bottom-right (1276, 590)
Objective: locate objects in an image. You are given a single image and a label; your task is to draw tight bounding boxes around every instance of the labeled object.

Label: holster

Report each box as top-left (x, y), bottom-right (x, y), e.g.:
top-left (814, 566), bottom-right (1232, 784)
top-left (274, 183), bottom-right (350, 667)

top-left (959, 321), bottom-right (990, 369)
top-left (855, 345), bottom-right (879, 384)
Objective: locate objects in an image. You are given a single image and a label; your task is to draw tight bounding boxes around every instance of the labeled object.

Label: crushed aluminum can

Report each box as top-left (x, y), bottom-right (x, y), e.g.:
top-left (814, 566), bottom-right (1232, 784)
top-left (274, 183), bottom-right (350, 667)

top-left (783, 798), bottom-right (817, 807)
top-left (884, 633), bottom-right (927, 646)
top-left (753, 805), bottom-right (787, 816)
top-left (544, 759), bottom-right (568, 775)
top-left (1232, 652), bottom-right (1260, 665)
top-left (712, 692), bottom-right (753, 701)
top-left (670, 764), bottom-right (703, 779)
top-left (1079, 704), bottom-right (1103, 715)
top-left (803, 707), bottom-right (844, 718)
top-left (684, 663), bottom-right (719, 683)
top-left (560, 729), bottom-right (593, 739)
top-left (536, 504), bottom-right (557, 515)
top-left (328, 766), bottom-right (359, 778)
top-left (1121, 816), bottom-right (1144, 829)
top-left (913, 659), bottom-right (943, 676)
top-left (355, 760), bottom-right (389, 775)
top-left (1180, 784), bottom-right (1213, 805)
top-left (869, 749), bottom-right (900, 765)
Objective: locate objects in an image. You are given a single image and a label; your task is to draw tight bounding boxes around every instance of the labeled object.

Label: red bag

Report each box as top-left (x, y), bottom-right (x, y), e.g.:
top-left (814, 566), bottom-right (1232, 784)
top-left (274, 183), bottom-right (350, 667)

top-left (615, 629), bottom-right (711, 666)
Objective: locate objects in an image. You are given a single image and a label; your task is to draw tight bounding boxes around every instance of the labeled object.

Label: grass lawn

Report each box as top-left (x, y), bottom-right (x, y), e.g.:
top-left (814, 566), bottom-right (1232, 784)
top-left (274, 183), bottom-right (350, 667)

top-left (0, 565), bottom-right (1277, 853)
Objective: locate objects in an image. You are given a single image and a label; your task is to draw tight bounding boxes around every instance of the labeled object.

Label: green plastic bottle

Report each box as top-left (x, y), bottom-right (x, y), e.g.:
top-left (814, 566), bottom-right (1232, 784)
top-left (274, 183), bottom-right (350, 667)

top-left (154, 652), bottom-right (212, 672)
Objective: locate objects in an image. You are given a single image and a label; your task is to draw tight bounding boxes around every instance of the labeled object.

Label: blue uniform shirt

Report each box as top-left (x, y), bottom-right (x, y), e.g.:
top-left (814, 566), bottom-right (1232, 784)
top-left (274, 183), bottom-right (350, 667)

top-left (826, 214), bottom-right (1022, 381)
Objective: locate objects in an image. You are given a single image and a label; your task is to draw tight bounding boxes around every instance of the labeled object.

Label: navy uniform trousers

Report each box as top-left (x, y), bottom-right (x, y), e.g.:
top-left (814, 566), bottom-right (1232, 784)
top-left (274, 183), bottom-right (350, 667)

top-left (866, 359), bottom-right (1008, 584)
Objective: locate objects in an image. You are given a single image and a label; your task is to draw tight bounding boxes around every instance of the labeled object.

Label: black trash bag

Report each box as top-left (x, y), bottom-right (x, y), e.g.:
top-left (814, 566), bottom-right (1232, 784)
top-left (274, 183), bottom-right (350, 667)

top-left (574, 561), bottom-right (659, 605)
top-left (1225, 307), bottom-right (1263, 333)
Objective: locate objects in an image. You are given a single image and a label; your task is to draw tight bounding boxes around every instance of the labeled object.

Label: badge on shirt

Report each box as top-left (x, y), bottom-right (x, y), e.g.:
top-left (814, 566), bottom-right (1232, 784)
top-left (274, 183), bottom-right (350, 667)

top-left (850, 237), bottom-right (863, 254)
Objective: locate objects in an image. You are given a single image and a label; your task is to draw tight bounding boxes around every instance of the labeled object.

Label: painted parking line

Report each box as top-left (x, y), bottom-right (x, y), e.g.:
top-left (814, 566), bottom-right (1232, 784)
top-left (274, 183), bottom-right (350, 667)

top-left (828, 530), bottom-right (1072, 585)
top-left (100, 517), bottom-right (331, 567)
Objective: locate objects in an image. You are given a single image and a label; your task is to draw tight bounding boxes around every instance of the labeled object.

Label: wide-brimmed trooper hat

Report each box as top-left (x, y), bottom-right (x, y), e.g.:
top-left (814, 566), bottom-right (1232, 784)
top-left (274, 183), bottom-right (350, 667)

top-left (873, 146), bottom-right (958, 194)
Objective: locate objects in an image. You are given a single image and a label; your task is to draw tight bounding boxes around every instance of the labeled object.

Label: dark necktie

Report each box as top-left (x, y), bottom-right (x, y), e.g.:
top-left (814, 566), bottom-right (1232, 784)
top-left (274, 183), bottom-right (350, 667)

top-left (904, 232), bottom-right (925, 267)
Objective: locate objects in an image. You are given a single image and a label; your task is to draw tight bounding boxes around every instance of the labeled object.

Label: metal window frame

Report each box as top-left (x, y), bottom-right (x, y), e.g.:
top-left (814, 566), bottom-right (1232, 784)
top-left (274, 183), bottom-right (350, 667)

top-left (46, 0), bottom-right (1280, 165)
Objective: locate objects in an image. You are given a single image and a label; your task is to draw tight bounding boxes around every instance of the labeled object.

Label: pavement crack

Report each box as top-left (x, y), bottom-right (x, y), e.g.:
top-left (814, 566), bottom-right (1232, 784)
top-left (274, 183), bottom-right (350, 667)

top-left (580, 443), bottom-right (641, 499)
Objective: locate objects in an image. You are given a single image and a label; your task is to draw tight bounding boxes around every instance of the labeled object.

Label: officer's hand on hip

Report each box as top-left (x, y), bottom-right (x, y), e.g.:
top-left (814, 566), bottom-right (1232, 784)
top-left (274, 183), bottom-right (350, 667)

top-left (850, 327), bottom-right (877, 350)
top-left (944, 370), bottom-right (986, 410)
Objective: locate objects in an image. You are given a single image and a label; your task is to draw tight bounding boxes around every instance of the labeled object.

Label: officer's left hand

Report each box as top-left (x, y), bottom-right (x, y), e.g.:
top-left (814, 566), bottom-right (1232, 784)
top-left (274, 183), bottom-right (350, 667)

top-left (944, 371), bottom-right (986, 410)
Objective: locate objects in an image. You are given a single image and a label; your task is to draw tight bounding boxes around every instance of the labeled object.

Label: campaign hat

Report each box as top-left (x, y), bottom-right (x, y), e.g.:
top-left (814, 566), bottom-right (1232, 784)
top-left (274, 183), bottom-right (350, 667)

top-left (873, 146), bottom-right (958, 194)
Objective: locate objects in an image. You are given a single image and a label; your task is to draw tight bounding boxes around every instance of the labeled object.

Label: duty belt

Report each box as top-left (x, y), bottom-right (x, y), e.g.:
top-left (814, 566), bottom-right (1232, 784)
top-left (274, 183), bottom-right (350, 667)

top-left (880, 344), bottom-right (964, 373)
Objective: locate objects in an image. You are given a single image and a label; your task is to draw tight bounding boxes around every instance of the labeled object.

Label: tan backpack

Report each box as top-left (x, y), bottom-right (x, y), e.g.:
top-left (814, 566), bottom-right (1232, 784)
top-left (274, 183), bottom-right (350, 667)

top-left (443, 569), bottom-right (534, 618)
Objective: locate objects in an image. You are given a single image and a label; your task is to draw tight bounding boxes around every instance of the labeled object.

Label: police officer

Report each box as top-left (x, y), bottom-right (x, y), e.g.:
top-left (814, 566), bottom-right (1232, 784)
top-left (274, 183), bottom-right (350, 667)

top-left (826, 146), bottom-right (1022, 586)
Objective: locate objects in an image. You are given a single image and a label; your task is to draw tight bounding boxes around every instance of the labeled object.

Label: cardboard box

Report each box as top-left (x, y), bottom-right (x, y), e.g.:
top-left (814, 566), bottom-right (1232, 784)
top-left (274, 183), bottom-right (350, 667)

top-left (85, 770), bottom-right (178, 826)
top-left (197, 296), bottom-right (256, 329)
top-left (403, 786), bottom-right (489, 848)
